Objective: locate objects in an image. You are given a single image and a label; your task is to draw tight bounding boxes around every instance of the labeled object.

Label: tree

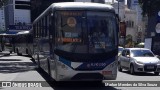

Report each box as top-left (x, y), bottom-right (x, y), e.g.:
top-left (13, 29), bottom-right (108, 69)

top-left (125, 34), bottom-right (134, 48)
top-left (0, 0), bottom-right (8, 8)
top-left (138, 0), bottom-right (160, 17)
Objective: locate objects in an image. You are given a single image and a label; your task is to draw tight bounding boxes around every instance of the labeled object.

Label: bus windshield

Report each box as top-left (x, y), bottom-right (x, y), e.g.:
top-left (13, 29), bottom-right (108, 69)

top-left (56, 11), bottom-right (117, 54)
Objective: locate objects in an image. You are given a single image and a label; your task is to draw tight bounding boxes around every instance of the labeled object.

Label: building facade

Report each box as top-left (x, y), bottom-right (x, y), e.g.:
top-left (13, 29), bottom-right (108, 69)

top-left (0, 7), bottom-right (5, 32)
top-left (127, 0), bottom-right (146, 43)
top-left (124, 8), bottom-right (137, 42)
top-left (4, 0), bottom-right (31, 32)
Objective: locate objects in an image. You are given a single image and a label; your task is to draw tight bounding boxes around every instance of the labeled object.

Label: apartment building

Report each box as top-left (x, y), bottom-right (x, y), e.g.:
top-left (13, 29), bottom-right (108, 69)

top-left (127, 0), bottom-right (146, 43)
top-left (4, 0), bottom-right (31, 32)
top-left (0, 7), bottom-right (5, 32)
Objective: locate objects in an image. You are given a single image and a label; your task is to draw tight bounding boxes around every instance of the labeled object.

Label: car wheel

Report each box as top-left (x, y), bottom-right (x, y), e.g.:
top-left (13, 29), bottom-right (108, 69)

top-left (130, 64), bottom-right (135, 75)
top-left (154, 72), bottom-right (159, 76)
top-left (118, 62), bottom-right (122, 72)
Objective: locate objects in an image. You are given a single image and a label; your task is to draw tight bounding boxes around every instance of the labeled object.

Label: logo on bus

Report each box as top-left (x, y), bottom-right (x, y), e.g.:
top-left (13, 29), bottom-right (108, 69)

top-left (67, 17), bottom-right (77, 27)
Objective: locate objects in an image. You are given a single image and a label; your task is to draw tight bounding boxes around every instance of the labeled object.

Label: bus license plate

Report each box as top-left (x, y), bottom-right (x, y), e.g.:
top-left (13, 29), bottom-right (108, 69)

top-left (102, 71), bottom-right (112, 75)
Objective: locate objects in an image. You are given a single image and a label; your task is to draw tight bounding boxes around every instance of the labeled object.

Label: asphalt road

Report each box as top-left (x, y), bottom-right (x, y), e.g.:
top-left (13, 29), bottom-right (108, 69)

top-left (0, 53), bottom-right (160, 90)
top-left (112, 69), bottom-right (160, 90)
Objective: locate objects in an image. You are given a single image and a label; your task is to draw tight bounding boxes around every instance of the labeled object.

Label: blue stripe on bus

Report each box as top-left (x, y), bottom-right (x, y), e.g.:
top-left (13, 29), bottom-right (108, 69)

top-left (59, 57), bottom-right (71, 67)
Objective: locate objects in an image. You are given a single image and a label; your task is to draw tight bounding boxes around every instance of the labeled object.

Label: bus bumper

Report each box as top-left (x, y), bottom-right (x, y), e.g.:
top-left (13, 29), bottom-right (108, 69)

top-left (54, 61), bottom-right (117, 81)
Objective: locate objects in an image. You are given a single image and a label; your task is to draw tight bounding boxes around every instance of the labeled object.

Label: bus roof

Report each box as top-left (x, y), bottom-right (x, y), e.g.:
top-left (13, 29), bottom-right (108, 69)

top-left (33, 2), bottom-right (115, 23)
top-left (52, 2), bottom-right (114, 11)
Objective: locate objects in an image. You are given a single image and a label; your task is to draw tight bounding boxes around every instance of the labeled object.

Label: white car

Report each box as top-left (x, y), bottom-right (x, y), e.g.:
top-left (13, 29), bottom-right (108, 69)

top-left (118, 48), bottom-right (160, 75)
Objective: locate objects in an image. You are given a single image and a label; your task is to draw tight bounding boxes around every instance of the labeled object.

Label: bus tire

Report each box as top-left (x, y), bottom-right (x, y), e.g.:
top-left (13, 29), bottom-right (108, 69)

top-left (16, 48), bottom-right (19, 55)
top-left (27, 49), bottom-right (32, 58)
top-left (16, 48), bottom-right (22, 56)
top-left (37, 54), bottom-right (40, 68)
top-left (26, 48), bottom-right (31, 57)
top-left (26, 48), bottom-right (28, 54)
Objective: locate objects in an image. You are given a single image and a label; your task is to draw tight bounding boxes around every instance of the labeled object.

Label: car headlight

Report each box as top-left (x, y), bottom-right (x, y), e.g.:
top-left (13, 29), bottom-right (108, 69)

top-left (135, 60), bottom-right (144, 64)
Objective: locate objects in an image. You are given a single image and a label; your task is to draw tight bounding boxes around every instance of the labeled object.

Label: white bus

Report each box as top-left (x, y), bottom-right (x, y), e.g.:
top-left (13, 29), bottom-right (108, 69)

top-left (28, 2), bottom-right (119, 82)
top-left (14, 31), bottom-right (33, 56)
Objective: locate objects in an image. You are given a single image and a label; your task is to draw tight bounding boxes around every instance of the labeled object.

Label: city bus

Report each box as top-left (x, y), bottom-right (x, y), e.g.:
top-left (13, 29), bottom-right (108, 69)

top-left (0, 31), bottom-right (32, 55)
top-left (30, 2), bottom-right (119, 81)
top-left (0, 33), bottom-right (16, 54)
top-left (14, 31), bottom-right (33, 56)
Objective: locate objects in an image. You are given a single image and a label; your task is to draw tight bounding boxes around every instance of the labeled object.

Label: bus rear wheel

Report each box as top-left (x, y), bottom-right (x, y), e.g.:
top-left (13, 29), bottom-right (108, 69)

top-left (26, 49), bottom-right (28, 54)
top-left (16, 48), bottom-right (22, 56)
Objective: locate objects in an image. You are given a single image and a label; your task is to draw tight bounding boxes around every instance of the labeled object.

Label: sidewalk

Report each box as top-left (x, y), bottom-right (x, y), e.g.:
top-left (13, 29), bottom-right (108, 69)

top-left (0, 54), bottom-right (53, 90)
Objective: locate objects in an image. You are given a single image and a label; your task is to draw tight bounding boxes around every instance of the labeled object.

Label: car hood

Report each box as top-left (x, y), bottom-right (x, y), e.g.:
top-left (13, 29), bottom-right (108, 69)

top-left (132, 57), bottom-right (160, 64)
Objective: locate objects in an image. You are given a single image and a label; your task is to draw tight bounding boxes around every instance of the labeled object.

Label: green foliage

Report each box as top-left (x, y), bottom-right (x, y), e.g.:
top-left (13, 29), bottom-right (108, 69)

top-left (0, 0), bottom-right (8, 8)
top-left (125, 34), bottom-right (135, 48)
top-left (125, 34), bottom-right (132, 44)
top-left (138, 0), bottom-right (160, 16)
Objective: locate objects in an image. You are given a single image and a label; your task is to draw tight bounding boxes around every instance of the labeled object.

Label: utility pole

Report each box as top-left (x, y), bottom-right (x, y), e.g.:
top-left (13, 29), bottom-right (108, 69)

top-left (118, 0), bottom-right (119, 18)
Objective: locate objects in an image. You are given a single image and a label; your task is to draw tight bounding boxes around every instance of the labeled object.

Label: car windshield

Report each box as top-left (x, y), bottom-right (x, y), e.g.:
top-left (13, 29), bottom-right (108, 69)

top-left (131, 49), bottom-right (154, 57)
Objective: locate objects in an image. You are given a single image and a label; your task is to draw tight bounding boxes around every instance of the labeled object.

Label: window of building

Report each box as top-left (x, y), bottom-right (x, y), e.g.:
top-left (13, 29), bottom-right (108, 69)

top-left (126, 20), bottom-right (134, 28)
